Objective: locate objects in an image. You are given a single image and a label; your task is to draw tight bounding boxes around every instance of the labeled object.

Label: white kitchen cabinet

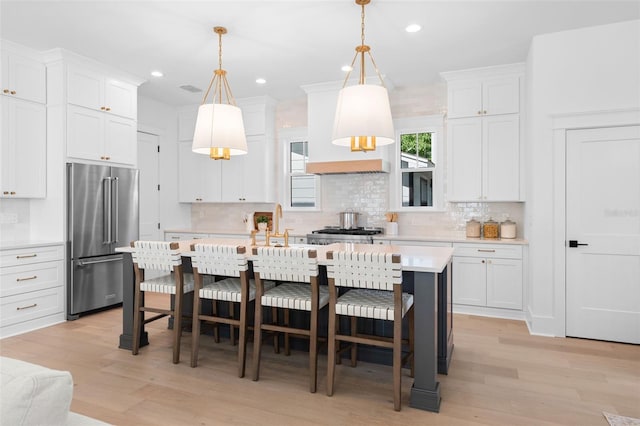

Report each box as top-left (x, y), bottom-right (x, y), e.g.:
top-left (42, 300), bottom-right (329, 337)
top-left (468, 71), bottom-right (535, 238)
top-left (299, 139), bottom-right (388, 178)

top-left (1, 46), bottom-right (46, 104)
top-left (448, 114), bottom-right (520, 201)
top-left (67, 65), bottom-right (137, 119)
top-left (67, 104), bottom-right (136, 166)
top-left (0, 97), bottom-right (46, 198)
top-left (164, 232), bottom-right (211, 241)
top-left (452, 243), bottom-right (522, 311)
top-left (0, 243), bottom-right (65, 338)
top-left (178, 141), bottom-right (222, 203)
top-left (221, 136), bottom-right (275, 203)
top-left (446, 76), bottom-right (519, 119)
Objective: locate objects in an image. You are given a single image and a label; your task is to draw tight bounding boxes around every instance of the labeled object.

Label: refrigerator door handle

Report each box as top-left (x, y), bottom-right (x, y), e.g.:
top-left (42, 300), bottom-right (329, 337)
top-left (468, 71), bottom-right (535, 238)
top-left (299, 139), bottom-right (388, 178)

top-left (112, 177), bottom-right (119, 244)
top-left (103, 177), bottom-right (113, 244)
top-left (77, 257), bottom-right (122, 267)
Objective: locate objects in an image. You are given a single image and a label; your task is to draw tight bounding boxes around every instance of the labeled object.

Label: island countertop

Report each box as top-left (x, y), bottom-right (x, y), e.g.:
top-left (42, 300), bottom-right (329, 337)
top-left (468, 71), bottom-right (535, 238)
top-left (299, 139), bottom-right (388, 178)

top-left (117, 239), bottom-right (453, 274)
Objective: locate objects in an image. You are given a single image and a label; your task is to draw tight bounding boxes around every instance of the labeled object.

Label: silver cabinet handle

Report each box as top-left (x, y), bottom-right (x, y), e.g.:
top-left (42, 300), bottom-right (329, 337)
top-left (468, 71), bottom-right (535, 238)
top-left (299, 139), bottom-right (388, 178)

top-left (477, 249), bottom-right (496, 253)
top-left (17, 275), bottom-right (37, 282)
top-left (16, 254), bottom-right (37, 259)
top-left (17, 303), bottom-right (37, 311)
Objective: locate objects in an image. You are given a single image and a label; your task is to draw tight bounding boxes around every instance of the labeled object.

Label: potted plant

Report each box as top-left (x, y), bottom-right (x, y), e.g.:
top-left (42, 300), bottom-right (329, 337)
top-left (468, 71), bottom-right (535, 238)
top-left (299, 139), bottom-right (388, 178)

top-left (256, 215), bottom-right (269, 231)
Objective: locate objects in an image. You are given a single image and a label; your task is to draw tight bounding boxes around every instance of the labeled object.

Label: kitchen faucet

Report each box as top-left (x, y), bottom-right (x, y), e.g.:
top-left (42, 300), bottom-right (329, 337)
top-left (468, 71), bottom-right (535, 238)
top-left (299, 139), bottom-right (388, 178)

top-left (273, 203), bottom-right (283, 236)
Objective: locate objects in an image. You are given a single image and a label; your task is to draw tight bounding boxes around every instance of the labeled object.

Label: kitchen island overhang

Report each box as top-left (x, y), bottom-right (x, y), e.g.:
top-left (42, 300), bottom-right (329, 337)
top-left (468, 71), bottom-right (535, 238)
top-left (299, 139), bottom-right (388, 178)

top-left (116, 240), bottom-right (453, 412)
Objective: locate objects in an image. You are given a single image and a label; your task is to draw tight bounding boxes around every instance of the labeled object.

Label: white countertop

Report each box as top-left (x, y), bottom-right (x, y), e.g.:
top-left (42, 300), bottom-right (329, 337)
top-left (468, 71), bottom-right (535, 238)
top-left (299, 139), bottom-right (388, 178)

top-left (164, 229), bottom-right (528, 245)
top-left (117, 238), bottom-right (453, 274)
top-left (0, 240), bottom-right (65, 251)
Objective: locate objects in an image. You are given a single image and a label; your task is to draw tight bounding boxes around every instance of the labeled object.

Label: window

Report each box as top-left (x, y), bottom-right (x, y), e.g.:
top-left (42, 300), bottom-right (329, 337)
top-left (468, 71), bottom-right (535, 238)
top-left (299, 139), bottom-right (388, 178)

top-left (281, 128), bottom-right (319, 210)
top-left (393, 116), bottom-right (444, 210)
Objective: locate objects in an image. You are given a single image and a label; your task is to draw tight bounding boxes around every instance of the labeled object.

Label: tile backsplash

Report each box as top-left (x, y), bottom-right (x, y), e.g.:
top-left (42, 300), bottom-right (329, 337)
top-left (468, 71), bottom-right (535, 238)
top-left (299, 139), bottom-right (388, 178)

top-left (190, 173), bottom-right (524, 238)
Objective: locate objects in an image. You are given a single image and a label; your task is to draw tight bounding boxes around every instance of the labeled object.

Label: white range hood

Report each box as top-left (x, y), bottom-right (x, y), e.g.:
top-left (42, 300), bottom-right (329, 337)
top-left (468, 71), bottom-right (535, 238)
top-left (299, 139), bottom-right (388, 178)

top-left (302, 81), bottom-right (392, 175)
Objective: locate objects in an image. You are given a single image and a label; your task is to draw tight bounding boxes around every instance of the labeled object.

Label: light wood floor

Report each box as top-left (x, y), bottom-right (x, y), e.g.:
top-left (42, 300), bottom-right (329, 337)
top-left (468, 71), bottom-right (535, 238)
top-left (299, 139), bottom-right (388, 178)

top-left (1, 295), bottom-right (638, 425)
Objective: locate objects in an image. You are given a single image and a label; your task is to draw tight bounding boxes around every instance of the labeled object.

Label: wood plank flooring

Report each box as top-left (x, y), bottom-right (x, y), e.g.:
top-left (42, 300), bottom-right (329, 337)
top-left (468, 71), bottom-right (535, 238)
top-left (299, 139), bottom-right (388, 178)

top-left (1, 296), bottom-right (638, 425)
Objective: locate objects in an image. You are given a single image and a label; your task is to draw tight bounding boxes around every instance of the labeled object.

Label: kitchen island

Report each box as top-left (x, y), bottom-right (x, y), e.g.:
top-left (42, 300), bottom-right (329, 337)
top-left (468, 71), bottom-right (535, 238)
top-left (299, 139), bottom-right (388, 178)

top-left (116, 239), bottom-right (453, 412)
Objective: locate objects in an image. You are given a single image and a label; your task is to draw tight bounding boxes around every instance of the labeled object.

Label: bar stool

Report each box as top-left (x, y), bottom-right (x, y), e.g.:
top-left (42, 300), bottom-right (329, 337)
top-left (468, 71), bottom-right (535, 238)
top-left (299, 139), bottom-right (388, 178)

top-left (325, 250), bottom-right (414, 411)
top-left (131, 241), bottom-right (194, 364)
top-left (251, 246), bottom-right (329, 393)
top-left (190, 243), bottom-right (275, 377)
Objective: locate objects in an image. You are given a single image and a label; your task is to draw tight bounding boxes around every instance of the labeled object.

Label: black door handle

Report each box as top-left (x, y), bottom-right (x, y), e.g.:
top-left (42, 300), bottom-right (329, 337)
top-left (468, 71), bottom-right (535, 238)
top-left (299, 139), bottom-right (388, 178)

top-left (568, 240), bottom-right (589, 247)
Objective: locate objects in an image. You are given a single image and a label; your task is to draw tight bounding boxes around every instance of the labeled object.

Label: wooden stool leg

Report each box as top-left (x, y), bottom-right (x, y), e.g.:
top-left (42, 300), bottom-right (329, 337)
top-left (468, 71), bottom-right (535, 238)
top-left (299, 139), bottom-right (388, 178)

top-left (191, 277), bottom-right (202, 368)
top-left (252, 300), bottom-right (264, 381)
top-left (335, 314), bottom-right (342, 365)
top-left (327, 290), bottom-right (337, 396)
top-left (212, 300), bottom-right (220, 343)
top-left (229, 301), bottom-right (236, 346)
top-left (238, 299), bottom-right (247, 378)
top-left (350, 316), bottom-right (357, 367)
top-left (172, 289), bottom-right (183, 364)
top-left (309, 306), bottom-right (318, 393)
top-left (393, 311), bottom-right (402, 411)
top-left (271, 306), bottom-right (279, 354)
top-left (284, 308), bottom-right (290, 356)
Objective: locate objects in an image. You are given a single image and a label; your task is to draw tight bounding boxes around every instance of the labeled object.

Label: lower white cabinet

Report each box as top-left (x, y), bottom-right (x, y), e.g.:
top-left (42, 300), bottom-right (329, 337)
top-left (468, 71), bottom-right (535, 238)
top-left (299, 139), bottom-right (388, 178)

top-left (164, 232), bottom-right (211, 241)
top-left (0, 96), bottom-right (46, 198)
top-left (0, 244), bottom-right (65, 338)
top-left (452, 243), bottom-right (523, 311)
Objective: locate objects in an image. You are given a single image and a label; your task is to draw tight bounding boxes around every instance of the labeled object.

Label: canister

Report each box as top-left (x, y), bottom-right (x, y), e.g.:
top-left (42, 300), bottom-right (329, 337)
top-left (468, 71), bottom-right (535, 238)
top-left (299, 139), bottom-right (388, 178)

top-left (483, 218), bottom-right (499, 239)
top-left (500, 219), bottom-right (517, 239)
top-left (465, 219), bottom-right (481, 238)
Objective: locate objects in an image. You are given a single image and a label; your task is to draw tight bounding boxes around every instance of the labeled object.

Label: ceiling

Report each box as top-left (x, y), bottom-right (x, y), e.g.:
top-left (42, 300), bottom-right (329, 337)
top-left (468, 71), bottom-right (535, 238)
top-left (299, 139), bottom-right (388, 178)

top-left (2, 1), bottom-right (639, 106)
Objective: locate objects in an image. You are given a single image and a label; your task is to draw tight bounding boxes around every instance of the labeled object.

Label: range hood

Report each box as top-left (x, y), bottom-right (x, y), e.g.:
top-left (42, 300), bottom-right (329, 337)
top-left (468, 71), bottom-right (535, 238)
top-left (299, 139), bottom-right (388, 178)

top-left (306, 159), bottom-right (389, 174)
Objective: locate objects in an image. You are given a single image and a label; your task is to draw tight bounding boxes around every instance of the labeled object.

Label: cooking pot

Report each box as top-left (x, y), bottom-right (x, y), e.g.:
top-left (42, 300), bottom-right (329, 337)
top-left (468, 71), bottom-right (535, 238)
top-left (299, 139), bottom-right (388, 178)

top-left (338, 211), bottom-right (361, 229)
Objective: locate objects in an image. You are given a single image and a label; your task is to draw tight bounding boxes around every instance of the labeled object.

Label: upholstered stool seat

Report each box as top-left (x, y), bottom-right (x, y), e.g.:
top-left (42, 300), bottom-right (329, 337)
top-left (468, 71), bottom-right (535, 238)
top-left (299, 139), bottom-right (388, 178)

top-left (260, 282), bottom-right (329, 310)
top-left (333, 288), bottom-right (413, 320)
top-left (140, 273), bottom-right (195, 294)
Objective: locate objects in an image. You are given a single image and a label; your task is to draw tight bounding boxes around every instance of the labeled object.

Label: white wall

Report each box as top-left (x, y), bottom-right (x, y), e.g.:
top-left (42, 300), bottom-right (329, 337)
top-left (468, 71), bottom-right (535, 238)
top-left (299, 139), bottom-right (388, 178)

top-left (137, 96), bottom-right (190, 232)
top-left (525, 19), bottom-right (640, 335)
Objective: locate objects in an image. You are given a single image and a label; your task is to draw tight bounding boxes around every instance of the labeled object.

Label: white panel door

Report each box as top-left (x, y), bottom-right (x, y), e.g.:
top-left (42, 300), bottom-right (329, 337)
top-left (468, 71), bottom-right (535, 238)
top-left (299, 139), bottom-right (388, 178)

top-left (447, 118), bottom-right (482, 201)
top-left (105, 79), bottom-right (136, 119)
top-left (452, 257), bottom-right (487, 306)
top-left (4, 52), bottom-right (46, 103)
top-left (67, 105), bottom-right (103, 161)
top-left (105, 116), bottom-right (136, 165)
top-left (486, 258), bottom-right (522, 310)
top-left (67, 67), bottom-right (103, 111)
top-left (221, 155), bottom-right (245, 202)
top-left (483, 114), bottom-right (520, 201)
top-left (482, 76), bottom-right (519, 116)
top-left (10, 99), bottom-right (46, 198)
top-left (137, 132), bottom-right (160, 242)
top-left (566, 125), bottom-right (640, 344)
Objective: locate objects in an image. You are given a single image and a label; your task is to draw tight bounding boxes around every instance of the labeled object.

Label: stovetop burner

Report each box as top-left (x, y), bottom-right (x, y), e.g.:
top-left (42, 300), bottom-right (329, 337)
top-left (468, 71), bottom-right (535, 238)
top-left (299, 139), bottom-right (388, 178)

top-left (311, 227), bottom-right (383, 236)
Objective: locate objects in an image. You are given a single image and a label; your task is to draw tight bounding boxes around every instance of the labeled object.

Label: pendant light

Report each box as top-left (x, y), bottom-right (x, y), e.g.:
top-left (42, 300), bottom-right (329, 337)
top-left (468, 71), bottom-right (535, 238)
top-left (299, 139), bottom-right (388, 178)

top-left (332, 0), bottom-right (394, 152)
top-left (192, 26), bottom-right (247, 160)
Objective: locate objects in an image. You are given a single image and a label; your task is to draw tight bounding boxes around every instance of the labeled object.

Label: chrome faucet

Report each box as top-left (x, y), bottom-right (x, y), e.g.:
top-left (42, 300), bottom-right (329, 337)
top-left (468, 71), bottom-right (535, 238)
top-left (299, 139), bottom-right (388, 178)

top-left (273, 203), bottom-right (283, 236)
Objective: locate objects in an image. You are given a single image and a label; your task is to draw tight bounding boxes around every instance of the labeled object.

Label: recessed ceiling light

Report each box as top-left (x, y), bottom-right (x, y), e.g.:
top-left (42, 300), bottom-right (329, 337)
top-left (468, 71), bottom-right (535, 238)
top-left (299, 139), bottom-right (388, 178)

top-left (405, 24), bottom-right (422, 33)
top-left (341, 65), bottom-right (353, 72)
top-left (150, 70), bottom-right (164, 77)
top-left (256, 78), bottom-right (266, 84)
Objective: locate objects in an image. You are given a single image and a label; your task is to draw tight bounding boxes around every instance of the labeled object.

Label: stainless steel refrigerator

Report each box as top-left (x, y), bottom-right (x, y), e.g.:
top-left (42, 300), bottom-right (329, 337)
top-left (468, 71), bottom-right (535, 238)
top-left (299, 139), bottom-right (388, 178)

top-left (67, 163), bottom-right (139, 319)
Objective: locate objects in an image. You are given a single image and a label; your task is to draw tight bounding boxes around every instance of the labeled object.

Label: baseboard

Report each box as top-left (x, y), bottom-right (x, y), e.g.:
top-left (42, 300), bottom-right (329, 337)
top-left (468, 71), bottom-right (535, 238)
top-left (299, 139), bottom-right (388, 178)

top-left (452, 304), bottom-right (526, 321)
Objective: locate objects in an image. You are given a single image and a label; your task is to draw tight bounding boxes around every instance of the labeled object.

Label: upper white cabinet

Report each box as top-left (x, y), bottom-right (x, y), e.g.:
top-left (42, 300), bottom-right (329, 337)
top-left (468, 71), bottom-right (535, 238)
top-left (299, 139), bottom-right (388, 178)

top-left (446, 76), bottom-right (519, 119)
top-left (0, 41), bottom-right (47, 199)
top-left (1, 44), bottom-right (46, 104)
top-left (45, 49), bottom-right (144, 167)
top-left (220, 136), bottom-right (275, 202)
top-left (0, 97), bottom-right (46, 198)
top-left (442, 63), bottom-right (524, 202)
top-left (178, 140), bottom-right (222, 203)
top-left (67, 66), bottom-right (137, 119)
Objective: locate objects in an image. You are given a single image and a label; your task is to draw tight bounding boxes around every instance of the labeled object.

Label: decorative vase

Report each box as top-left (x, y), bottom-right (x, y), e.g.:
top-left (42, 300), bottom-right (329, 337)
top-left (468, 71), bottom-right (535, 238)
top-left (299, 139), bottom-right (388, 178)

top-left (258, 222), bottom-right (267, 231)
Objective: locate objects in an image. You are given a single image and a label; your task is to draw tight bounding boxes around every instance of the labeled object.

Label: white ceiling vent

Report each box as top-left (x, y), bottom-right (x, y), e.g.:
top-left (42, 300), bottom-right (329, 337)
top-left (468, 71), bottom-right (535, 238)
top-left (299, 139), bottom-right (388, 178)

top-left (179, 84), bottom-right (202, 93)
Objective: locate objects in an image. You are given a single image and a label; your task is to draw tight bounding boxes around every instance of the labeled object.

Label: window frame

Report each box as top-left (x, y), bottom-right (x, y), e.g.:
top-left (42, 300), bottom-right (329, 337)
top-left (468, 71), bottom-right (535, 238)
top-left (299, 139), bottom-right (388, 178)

top-left (279, 127), bottom-right (321, 211)
top-left (391, 115), bottom-right (445, 211)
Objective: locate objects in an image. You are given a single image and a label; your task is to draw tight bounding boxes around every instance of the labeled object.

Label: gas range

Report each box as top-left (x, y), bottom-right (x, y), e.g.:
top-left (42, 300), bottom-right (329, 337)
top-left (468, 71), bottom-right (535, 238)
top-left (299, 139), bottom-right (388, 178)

top-left (306, 227), bottom-right (383, 245)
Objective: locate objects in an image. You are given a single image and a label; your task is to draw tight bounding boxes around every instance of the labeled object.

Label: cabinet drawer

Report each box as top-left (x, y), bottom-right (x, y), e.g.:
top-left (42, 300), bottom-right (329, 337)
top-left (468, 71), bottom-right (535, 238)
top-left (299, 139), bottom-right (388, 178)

top-left (164, 233), bottom-right (210, 241)
top-left (0, 286), bottom-right (64, 327)
top-left (0, 260), bottom-right (63, 297)
top-left (453, 243), bottom-right (522, 259)
top-left (0, 245), bottom-right (64, 267)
